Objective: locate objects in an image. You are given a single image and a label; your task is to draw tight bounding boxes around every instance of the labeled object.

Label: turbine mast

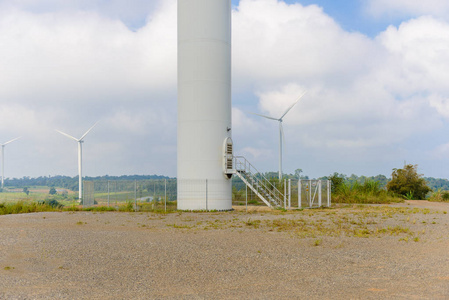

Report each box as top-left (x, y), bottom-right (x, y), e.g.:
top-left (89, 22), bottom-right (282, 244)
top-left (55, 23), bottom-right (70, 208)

top-left (1, 137), bottom-right (21, 189)
top-left (279, 121), bottom-right (283, 181)
top-left (78, 141), bottom-right (83, 203)
top-left (56, 122), bottom-right (98, 203)
top-left (1, 145), bottom-right (4, 189)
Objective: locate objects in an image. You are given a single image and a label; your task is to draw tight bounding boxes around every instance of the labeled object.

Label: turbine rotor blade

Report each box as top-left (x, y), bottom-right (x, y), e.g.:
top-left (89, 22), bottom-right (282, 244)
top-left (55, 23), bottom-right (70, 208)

top-left (249, 112), bottom-right (279, 121)
top-left (56, 130), bottom-right (79, 142)
top-left (280, 91), bottom-right (307, 120)
top-left (2, 136), bottom-right (21, 146)
top-left (79, 121), bottom-right (99, 141)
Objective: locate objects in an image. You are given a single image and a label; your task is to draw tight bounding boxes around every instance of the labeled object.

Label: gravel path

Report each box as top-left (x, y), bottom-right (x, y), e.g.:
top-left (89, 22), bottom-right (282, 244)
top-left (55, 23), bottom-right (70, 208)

top-left (1, 202), bottom-right (448, 299)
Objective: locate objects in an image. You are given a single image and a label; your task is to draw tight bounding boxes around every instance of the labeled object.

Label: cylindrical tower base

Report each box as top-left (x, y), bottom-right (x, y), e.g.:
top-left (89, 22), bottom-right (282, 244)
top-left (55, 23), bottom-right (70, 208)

top-left (177, 0), bottom-right (232, 211)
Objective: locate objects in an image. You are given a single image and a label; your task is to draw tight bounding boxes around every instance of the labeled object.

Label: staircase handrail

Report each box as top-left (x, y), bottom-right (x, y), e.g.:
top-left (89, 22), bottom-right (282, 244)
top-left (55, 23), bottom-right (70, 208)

top-left (233, 156), bottom-right (284, 206)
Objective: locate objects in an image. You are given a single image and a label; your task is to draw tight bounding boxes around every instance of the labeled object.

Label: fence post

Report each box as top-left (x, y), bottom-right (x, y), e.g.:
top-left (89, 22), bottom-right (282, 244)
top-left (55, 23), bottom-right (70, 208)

top-left (288, 179), bottom-right (291, 208)
top-left (134, 180), bottom-right (137, 211)
top-left (205, 179), bottom-right (208, 211)
top-left (245, 184), bottom-right (248, 213)
top-left (309, 180), bottom-right (312, 208)
top-left (164, 179), bottom-right (167, 212)
top-left (327, 180), bottom-right (331, 207)
top-left (318, 180), bottom-right (322, 207)
top-left (284, 179), bottom-right (286, 209)
top-left (298, 179), bottom-right (301, 209)
top-left (107, 180), bottom-right (110, 207)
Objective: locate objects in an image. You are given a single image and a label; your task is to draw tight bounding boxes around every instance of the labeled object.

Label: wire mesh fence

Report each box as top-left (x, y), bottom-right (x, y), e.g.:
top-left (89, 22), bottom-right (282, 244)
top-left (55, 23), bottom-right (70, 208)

top-left (83, 178), bottom-right (331, 210)
top-left (298, 180), bottom-right (331, 208)
top-left (83, 179), bottom-right (176, 210)
top-left (231, 178), bottom-right (331, 209)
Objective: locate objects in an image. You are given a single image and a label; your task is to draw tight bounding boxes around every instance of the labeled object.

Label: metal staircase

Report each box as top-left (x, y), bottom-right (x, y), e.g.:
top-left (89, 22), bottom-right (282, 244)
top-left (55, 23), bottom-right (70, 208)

top-left (228, 156), bottom-right (284, 208)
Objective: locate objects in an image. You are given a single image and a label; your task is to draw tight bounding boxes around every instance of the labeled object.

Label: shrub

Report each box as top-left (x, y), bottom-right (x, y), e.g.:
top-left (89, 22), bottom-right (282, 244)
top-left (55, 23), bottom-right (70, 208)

top-left (39, 199), bottom-right (63, 208)
top-left (49, 187), bottom-right (57, 195)
top-left (329, 173), bottom-right (345, 193)
top-left (332, 180), bottom-right (402, 204)
top-left (429, 189), bottom-right (449, 202)
top-left (386, 164), bottom-right (431, 200)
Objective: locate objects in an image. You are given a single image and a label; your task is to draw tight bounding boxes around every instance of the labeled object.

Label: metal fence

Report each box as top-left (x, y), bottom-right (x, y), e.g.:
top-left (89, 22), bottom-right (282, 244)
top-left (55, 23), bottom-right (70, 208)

top-left (231, 178), bottom-right (331, 209)
top-left (82, 179), bottom-right (176, 209)
top-left (82, 178), bottom-right (331, 210)
top-left (298, 180), bottom-right (331, 208)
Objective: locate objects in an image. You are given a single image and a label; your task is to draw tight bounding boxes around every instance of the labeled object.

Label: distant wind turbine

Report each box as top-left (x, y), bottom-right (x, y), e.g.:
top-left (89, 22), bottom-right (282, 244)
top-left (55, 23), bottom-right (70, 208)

top-left (56, 122), bottom-right (98, 202)
top-left (1, 137), bottom-right (21, 189)
top-left (252, 92), bottom-right (306, 181)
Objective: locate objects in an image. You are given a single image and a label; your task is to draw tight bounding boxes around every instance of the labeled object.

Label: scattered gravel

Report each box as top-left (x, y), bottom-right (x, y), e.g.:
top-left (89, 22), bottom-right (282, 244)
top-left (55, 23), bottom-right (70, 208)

top-left (0, 201), bottom-right (448, 299)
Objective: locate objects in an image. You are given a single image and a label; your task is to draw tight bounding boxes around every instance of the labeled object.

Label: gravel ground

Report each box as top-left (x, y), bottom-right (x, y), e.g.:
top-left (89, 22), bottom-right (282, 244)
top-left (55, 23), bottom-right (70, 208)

top-left (0, 201), bottom-right (448, 299)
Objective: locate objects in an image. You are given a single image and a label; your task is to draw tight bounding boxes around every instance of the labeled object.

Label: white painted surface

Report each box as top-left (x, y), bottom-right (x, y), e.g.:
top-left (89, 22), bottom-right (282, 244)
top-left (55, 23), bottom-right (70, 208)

top-left (177, 0), bottom-right (232, 210)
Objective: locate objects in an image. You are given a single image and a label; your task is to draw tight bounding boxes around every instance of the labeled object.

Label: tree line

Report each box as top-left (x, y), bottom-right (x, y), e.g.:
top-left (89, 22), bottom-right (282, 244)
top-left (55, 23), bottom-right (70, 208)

top-left (2, 174), bottom-right (171, 191)
top-left (2, 165), bottom-right (448, 199)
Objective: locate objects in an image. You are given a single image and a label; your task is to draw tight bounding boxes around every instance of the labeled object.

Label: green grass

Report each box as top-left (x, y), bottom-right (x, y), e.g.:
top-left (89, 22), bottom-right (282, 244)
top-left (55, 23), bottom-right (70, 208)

top-left (0, 201), bottom-right (60, 215)
top-left (0, 199), bottom-right (179, 215)
top-left (332, 181), bottom-right (403, 204)
top-left (429, 189), bottom-right (449, 202)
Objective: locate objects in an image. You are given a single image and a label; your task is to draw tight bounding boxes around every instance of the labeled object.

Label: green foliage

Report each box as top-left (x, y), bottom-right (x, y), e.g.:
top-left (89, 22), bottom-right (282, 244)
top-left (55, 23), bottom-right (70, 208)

top-left (424, 177), bottom-right (449, 191)
top-left (4, 174), bottom-right (171, 192)
top-left (386, 164), bottom-right (431, 200)
top-left (332, 180), bottom-right (402, 204)
top-left (329, 172), bottom-right (345, 193)
top-left (49, 187), bottom-right (57, 195)
top-left (22, 187), bottom-right (29, 195)
top-left (39, 199), bottom-right (63, 208)
top-left (118, 201), bottom-right (135, 212)
top-left (429, 189), bottom-right (449, 202)
top-left (0, 201), bottom-right (59, 215)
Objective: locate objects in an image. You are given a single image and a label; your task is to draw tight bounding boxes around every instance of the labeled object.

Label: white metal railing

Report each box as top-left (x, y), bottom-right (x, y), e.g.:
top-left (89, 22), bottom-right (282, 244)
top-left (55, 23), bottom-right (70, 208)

top-left (232, 156), bottom-right (284, 208)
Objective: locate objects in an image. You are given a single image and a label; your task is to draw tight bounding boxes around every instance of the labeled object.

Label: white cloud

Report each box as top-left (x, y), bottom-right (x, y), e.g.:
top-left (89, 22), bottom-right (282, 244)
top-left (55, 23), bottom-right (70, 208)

top-left (1, 0), bottom-right (449, 179)
top-left (429, 95), bottom-right (449, 118)
top-left (233, 0), bottom-right (448, 176)
top-left (0, 0), bottom-right (177, 177)
top-left (240, 147), bottom-right (272, 160)
top-left (377, 17), bottom-right (449, 96)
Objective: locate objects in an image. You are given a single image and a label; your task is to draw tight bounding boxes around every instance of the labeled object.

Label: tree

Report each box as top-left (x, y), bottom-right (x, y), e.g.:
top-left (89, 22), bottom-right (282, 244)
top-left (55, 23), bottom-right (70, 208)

top-left (329, 172), bottom-right (346, 193)
top-left (49, 187), bottom-right (57, 195)
top-left (23, 187), bottom-right (29, 195)
top-left (386, 164), bottom-right (431, 200)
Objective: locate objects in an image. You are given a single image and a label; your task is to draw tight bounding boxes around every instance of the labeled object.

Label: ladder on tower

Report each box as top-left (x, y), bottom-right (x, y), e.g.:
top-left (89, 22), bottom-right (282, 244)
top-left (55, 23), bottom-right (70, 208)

top-left (227, 156), bottom-right (284, 208)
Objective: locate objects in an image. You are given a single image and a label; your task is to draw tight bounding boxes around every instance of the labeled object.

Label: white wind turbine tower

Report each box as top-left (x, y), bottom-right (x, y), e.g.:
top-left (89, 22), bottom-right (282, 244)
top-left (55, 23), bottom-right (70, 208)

top-left (56, 122), bottom-right (98, 202)
top-left (252, 92), bottom-right (306, 181)
top-left (1, 137), bottom-right (21, 189)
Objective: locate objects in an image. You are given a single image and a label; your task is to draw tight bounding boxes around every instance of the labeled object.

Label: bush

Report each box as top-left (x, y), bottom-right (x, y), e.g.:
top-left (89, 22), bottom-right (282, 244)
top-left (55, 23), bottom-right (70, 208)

top-left (39, 199), bottom-right (63, 208)
top-left (429, 189), bottom-right (449, 202)
top-left (386, 164), bottom-right (431, 200)
top-left (331, 179), bottom-right (403, 204)
top-left (0, 201), bottom-right (59, 215)
top-left (329, 173), bottom-right (345, 193)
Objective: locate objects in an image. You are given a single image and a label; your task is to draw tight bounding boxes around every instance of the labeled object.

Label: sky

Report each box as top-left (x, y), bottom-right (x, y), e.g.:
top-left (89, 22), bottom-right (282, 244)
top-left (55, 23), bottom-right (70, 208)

top-left (1, 0), bottom-right (449, 180)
